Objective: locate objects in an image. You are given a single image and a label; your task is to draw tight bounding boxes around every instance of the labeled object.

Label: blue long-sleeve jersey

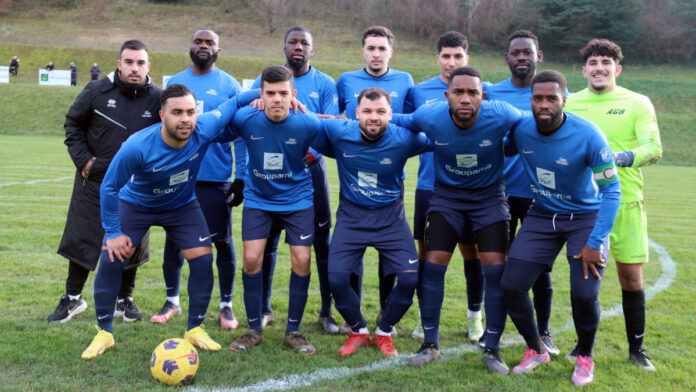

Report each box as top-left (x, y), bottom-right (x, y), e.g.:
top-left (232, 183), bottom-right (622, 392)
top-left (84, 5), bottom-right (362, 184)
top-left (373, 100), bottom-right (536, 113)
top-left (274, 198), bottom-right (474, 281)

top-left (336, 68), bottom-right (413, 119)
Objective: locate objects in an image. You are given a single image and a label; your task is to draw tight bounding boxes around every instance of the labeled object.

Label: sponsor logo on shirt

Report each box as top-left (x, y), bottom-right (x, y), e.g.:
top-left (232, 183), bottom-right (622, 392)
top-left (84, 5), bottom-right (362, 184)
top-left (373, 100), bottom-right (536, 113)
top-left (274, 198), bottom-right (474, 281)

top-left (536, 167), bottom-right (556, 189)
top-left (456, 154), bottom-right (478, 168)
top-left (606, 108), bottom-right (626, 115)
top-left (107, 99), bottom-right (116, 108)
top-left (309, 91), bottom-right (319, 99)
top-left (555, 157), bottom-right (569, 166)
top-left (530, 184), bottom-right (571, 200)
top-left (206, 89), bottom-right (217, 96)
top-left (285, 138), bottom-right (297, 145)
top-left (169, 170), bottom-right (190, 186)
top-left (379, 158), bottom-right (392, 165)
top-left (142, 110), bottom-right (152, 118)
top-left (153, 186), bottom-right (180, 195)
top-left (479, 139), bottom-right (492, 147)
top-left (263, 152), bottom-right (284, 170)
top-left (358, 171), bottom-right (378, 188)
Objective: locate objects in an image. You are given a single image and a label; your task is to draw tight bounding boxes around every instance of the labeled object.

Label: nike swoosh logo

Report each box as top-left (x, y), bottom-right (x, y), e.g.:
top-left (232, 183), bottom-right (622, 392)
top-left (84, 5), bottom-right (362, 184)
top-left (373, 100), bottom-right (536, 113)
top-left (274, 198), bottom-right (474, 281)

top-left (423, 326), bottom-right (434, 330)
top-left (188, 153), bottom-right (199, 161)
top-left (199, 236), bottom-right (210, 242)
top-left (98, 314), bottom-right (109, 320)
top-left (152, 166), bottom-right (166, 172)
top-left (408, 258), bottom-right (418, 264)
top-left (197, 314), bottom-right (206, 319)
top-left (288, 318), bottom-right (298, 322)
top-left (318, 220), bottom-right (329, 227)
top-left (635, 333), bottom-right (645, 339)
top-left (343, 152), bottom-right (356, 158)
top-left (248, 318), bottom-right (259, 322)
top-left (486, 329), bottom-right (498, 334)
top-left (250, 135), bottom-right (264, 140)
top-left (300, 234), bottom-right (312, 240)
top-left (434, 141), bottom-right (450, 146)
top-left (425, 98), bottom-right (438, 104)
top-left (522, 149), bottom-right (534, 154)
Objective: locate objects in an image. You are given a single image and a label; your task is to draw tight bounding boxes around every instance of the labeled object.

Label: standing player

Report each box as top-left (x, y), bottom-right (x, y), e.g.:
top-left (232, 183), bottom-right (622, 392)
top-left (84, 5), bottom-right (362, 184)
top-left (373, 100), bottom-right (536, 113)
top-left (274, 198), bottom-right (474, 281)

top-left (151, 29), bottom-right (247, 331)
top-left (485, 30), bottom-right (558, 355)
top-left (82, 84), bottom-right (255, 359)
top-left (227, 66), bottom-right (320, 355)
top-left (502, 70), bottom-right (620, 386)
top-left (336, 25), bottom-right (414, 330)
top-left (49, 40), bottom-right (161, 324)
top-left (404, 31), bottom-right (484, 343)
top-left (311, 87), bottom-right (430, 357)
top-left (394, 67), bottom-right (522, 372)
top-left (565, 39), bottom-right (662, 371)
top-left (252, 26), bottom-right (342, 334)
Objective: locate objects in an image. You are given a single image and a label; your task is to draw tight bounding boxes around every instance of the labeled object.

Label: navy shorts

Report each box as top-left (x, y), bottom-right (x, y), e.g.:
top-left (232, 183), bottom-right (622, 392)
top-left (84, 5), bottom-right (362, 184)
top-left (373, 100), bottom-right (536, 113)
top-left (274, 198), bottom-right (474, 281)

top-left (428, 180), bottom-right (510, 239)
top-left (310, 156), bottom-right (332, 234)
top-left (116, 199), bottom-right (211, 250)
top-left (329, 199), bottom-right (418, 276)
top-left (242, 207), bottom-right (314, 246)
top-left (195, 181), bottom-right (232, 242)
top-left (414, 188), bottom-right (476, 243)
top-left (508, 205), bottom-right (609, 268)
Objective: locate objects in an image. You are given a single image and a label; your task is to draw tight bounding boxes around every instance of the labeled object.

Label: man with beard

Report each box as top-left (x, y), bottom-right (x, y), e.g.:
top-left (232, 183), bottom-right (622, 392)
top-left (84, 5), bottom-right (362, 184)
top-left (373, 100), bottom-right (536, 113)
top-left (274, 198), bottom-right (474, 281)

top-left (151, 29), bottom-right (247, 331)
top-left (310, 87), bottom-right (430, 357)
top-left (501, 70), bottom-right (620, 386)
top-left (49, 40), bottom-right (161, 324)
top-left (250, 26), bottom-right (342, 334)
top-left (393, 66), bottom-right (522, 374)
top-left (565, 39), bottom-right (662, 372)
top-left (82, 83), bottom-right (256, 359)
top-left (485, 30), bottom-right (558, 355)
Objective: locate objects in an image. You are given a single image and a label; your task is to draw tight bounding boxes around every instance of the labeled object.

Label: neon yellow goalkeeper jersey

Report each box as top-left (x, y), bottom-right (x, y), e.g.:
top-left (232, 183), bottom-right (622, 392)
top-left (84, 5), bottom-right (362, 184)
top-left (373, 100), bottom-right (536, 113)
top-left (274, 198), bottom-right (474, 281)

top-left (566, 86), bottom-right (662, 202)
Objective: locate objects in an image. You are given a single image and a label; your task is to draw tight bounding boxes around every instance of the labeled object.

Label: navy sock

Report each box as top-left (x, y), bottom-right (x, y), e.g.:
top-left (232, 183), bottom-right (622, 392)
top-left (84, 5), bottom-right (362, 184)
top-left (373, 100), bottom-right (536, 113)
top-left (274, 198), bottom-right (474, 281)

top-left (261, 231), bottom-right (280, 312)
top-left (243, 270), bottom-right (263, 332)
top-left (329, 271), bottom-right (366, 331)
top-left (622, 289), bottom-right (646, 351)
top-left (532, 271), bottom-right (553, 335)
top-left (379, 271), bottom-right (417, 333)
top-left (162, 238), bottom-right (184, 297)
top-left (483, 264), bottom-right (506, 350)
top-left (215, 241), bottom-right (235, 304)
top-left (502, 259), bottom-right (546, 353)
top-left (464, 258), bottom-right (484, 312)
top-left (186, 253), bottom-right (214, 330)
top-left (314, 231), bottom-right (332, 315)
top-left (569, 256), bottom-right (603, 357)
top-left (286, 270), bottom-right (310, 332)
top-left (420, 261), bottom-right (448, 345)
top-left (94, 250), bottom-right (126, 333)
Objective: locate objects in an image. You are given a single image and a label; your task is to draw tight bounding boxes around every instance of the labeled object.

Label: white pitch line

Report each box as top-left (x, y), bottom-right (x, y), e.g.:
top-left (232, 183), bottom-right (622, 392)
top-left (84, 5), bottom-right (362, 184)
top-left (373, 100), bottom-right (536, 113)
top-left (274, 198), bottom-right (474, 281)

top-left (191, 239), bottom-right (676, 392)
top-left (0, 176), bottom-right (72, 188)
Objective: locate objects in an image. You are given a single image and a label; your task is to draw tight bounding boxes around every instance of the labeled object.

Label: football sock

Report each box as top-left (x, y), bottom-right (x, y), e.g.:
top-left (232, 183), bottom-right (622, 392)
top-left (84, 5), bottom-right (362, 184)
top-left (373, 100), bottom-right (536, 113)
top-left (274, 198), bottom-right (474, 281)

top-left (66, 260), bottom-right (89, 296)
top-left (420, 261), bottom-right (448, 345)
top-left (162, 238), bottom-right (184, 297)
top-left (467, 310), bottom-right (481, 319)
top-left (502, 258), bottom-right (547, 353)
top-left (329, 271), bottom-right (366, 332)
top-left (483, 264), bottom-right (506, 350)
top-left (622, 289), bottom-right (646, 351)
top-left (569, 256), bottom-right (603, 357)
top-left (379, 271), bottom-right (417, 333)
top-left (167, 296), bottom-right (180, 306)
top-left (219, 301), bottom-right (231, 310)
top-left (242, 270), bottom-right (263, 332)
top-left (261, 230), bottom-right (280, 312)
top-left (186, 253), bottom-right (214, 330)
top-left (68, 294), bottom-right (81, 301)
top-left (532, 271), bottom-right (553, 336)
top-left (375, 327), bottom-right (390, 336)
top-left (464, 258), bottom-right (484, 312)
top-left (94, 250), bottom-right (126, 333)
top-left (214, 241), bottom-right (235, 304)
top-left (313, 230), bottom-right (332, 315)
top-left (286, 270), bottom-right (310, 333)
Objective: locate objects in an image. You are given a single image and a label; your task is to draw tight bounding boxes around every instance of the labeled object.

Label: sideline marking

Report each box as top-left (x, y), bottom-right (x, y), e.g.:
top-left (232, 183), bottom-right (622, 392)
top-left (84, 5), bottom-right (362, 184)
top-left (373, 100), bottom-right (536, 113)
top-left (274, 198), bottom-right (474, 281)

top-left (191, 240), bottom-right (676, 392)
top-left (0, 176), bottom-right (72, 188)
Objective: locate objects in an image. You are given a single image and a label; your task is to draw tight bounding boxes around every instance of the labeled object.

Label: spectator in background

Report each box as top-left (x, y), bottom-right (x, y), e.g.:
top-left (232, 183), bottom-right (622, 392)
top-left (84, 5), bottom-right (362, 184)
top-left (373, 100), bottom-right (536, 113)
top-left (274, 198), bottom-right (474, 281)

top-left (9, 55), bottom-right (19, 76)
top-left (90, 63), bottom-right (101, 81)
top-left (45, 61), bottom-right (55, 71)
top-left (70, 61), bottom-right (77, 86)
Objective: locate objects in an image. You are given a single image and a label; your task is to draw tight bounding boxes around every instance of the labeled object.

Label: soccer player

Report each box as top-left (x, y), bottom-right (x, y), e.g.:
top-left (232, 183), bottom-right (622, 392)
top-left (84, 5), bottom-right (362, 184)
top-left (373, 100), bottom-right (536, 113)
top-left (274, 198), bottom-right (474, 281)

top-left (565, 39), bottom-right (662, 372)
top-left (81, 83), bottom-right (255, 359)
top-left (485, 30), bottom-right (558, 355)
top-left (50, 40), bottom-right (161, 324)
top-left (502, 70), bottom-right (621, 386)
top-left (251, 26), bottom-right (342, 334)
top-left (336, 25), bottom-right (414, 331)
top-left (394, 66), bottom-right (522, 373)
top-left (404, 31), bottom-right (484, 343)
top-left (227, 66), bottom-right (320, 355)
top-left (152, 29), bottom-right (247, 331)
top-left (311, 87), bottom-right (430, 357)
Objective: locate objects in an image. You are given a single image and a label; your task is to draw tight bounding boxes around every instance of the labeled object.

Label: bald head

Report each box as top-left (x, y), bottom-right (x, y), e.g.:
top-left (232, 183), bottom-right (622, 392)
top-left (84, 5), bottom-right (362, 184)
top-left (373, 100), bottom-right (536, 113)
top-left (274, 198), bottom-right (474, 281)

top-left (190, 29), bottom-right (220, 74)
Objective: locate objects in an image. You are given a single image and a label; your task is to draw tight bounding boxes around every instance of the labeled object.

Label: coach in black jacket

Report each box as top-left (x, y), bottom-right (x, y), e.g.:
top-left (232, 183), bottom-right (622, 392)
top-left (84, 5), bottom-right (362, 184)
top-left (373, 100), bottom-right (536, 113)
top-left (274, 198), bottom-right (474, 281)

top-left (48, 40), bottom-right (162, 323)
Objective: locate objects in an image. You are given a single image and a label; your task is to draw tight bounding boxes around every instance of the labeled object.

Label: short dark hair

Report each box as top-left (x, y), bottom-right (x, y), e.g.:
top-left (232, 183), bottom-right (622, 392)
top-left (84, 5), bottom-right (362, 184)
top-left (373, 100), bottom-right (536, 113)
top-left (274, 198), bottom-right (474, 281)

top-left (284, 25), bottom-right (312, 43)
top-left (531, 70), bottom-right (567, 93)
top-left (437, 31), bottom-right (468, 53)
top-left (362, 26), bottom-right (394, 47)
top-left (357, 87), bottom-right (392, 106)
top-left (507, 30), bottom-right (540, 51)
top-left (161, 83), bottom-right (195, 107)
top-left (261, 65), bottom-right (294, 89)
top-left (120, 40), bottom-right (148, 56)
top-left (580, 38), bottom-right (624, 63)
top-left (447, 66), bottom-right (482, 87)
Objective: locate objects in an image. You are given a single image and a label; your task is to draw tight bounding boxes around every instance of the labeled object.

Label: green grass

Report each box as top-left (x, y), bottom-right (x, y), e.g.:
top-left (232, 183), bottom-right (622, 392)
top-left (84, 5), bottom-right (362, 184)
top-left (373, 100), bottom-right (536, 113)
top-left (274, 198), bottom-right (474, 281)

top-left (0, 135), bottom-right (694, 391)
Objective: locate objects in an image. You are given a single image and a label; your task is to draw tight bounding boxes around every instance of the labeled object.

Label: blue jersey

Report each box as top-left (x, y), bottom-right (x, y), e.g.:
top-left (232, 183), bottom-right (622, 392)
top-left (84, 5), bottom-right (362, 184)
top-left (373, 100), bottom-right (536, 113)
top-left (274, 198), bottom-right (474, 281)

top-left (312, 119), bottom-right (431, 208)
top-left (336, 68), bottom-right (414, 119)
top-left (224, 107), bottom-right (321, 211)
top-left (167, 67), bottom-right (247, 182)
top-left (101, 97), bottom-right (243, 239)
top-left (395, 100), bottom-right (522, 189)
top-left (509, 112), bottom-right (621, 248)
top-left (404, 75), bottom-right (448, 191)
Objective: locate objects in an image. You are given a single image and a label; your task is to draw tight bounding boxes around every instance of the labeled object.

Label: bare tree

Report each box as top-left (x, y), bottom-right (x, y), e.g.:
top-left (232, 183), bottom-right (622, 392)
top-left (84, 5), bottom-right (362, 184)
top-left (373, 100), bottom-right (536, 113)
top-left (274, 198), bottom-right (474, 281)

top-left (247, 0), bottom-right (292, 35)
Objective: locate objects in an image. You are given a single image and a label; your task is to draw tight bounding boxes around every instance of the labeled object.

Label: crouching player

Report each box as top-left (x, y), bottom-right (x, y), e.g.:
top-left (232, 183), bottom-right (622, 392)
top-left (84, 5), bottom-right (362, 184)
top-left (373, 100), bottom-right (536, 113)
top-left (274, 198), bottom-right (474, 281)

top-left (501, 71), bottom-right (620, 386)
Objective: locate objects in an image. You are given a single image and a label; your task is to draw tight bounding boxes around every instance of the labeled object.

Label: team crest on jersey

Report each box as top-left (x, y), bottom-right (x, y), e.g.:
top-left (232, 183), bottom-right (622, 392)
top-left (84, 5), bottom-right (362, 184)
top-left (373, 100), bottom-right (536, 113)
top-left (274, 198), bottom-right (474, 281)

top-left (390, 91), bottom-right (399, 98)
top-left (263, 153), bottom-right (284, 170)
top-left (285, 138), bottom-right (297, 145)
top-left (309, 91), bottom-right (319, 99)
top-left (536, 168), bottom-right (556, 189)
top-left (555, 157), bottom-right (569, 166)
top-left (380, 158), bottom-right (392, 165)
top-left (107, 99), bottom-right (116, 108)
top-left (358, 171), bottom-right (378, 188)
top-left (142, 110), bottom-right (152, 118)
top-left (479, 139), bottom-right (492, 147)
top-left (456, 154), bottom-right (477, 168)
top-left (600, 146), bottom-right (612, 163)
top-left (169, 170), bottom-right (190, 186)
top-left (206, 89), bottom-right (217, 96)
